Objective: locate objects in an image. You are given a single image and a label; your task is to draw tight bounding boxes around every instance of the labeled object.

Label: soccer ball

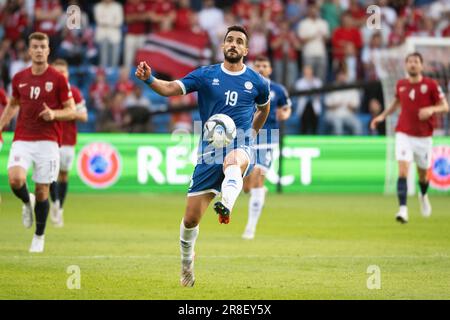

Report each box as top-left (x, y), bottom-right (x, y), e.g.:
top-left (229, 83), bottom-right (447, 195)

top-left (203, 114), bottom-right (237, 148)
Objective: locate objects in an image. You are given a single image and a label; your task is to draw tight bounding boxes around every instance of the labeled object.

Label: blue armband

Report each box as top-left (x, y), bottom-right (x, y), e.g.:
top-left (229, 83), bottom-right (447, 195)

top-left (143, 75), bottom-right (155, 85)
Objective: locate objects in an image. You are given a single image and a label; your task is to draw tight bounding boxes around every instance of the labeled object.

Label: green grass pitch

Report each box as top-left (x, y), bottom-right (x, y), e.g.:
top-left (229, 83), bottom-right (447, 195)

top-left (0, 192), bottom-right (449, 300)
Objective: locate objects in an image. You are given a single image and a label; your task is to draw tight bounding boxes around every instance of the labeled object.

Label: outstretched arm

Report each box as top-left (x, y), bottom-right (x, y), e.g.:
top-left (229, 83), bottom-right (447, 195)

top-left (370, 98), bottom-right (400, 130)
top-left (0, 97), bottom-right (20, 131)
top-left (135, 61), bottom-right (183, 97)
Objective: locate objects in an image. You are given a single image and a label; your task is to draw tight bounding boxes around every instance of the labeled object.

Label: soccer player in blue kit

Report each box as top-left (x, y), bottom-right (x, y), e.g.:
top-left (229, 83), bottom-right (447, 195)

top-left (135, 25), bottom-right (270, 287)
top-left (242, 56), bottom-right (292, 240)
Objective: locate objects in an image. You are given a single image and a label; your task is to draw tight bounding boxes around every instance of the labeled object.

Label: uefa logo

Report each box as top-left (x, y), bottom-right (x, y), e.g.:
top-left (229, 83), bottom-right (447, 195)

top-left (77, 142), bottom-right (122, 189)
top-left (429, 145), bottom-right (450, 191)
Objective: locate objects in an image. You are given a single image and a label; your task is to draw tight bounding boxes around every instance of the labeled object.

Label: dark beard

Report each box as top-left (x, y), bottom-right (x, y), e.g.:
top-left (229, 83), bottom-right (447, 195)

top-left (407, 70), bottom-right (419, 77)
top-left (224, 50), bottom-right (242, 64)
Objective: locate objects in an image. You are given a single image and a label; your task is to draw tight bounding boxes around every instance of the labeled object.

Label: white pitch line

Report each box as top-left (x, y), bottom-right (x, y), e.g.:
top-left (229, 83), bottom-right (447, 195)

top-left (0, 255), bottom-right (449, 260)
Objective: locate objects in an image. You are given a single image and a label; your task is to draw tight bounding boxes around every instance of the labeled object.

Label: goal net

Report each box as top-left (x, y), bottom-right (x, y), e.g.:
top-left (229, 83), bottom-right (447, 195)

top-left (373, 37), bottom-right (450, 194)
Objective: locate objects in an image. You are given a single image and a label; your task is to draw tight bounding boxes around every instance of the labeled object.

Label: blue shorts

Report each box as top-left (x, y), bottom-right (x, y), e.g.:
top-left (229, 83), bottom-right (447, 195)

top-left (255, 145), bottom-right (274, 173)
top-left (187, 145), bottom-right (256, 196)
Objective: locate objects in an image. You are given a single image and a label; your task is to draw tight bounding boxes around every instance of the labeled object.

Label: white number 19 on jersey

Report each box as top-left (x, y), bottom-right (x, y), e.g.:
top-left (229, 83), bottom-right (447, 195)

top-left (225, 90), bottom-right (238, 106)
top-left (30, 86), bottom-right (41, 100)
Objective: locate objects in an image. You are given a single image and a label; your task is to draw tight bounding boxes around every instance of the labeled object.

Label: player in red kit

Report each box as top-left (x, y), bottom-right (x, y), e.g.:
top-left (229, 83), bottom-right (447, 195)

top-left (0, 87), bottom-right (8, 151)
top-left (0, 32), bottom-right (76, 252)
top-left (49, 59), bottom-right (88, 228)
top-left (371, 52), bottom-right (449, 223)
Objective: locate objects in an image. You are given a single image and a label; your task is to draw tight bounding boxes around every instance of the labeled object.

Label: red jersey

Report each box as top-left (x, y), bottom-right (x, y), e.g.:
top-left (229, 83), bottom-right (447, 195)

top-left (395, 77), bottom-right (445, 137)
top-left (12, 66), bottom-right (73, 144)
top-left (34, 0), bottom-right (62, 36)
top-left (125, 0), bottom-right (150, 35)
top-left (61, 86), bottom-right (84, 146)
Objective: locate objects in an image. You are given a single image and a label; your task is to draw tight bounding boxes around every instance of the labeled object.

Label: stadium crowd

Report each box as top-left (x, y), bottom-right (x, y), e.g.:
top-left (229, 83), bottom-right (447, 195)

top-left (0, 0), bottom-right (449, 135)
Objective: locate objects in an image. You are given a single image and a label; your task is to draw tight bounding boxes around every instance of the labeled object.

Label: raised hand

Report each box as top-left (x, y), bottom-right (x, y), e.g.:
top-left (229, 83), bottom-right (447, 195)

top-left (135, 61), bottom-right (152, 81)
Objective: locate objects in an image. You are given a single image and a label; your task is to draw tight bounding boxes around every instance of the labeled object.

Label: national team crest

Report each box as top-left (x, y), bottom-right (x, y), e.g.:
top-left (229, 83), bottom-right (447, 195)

top-left (45, 82), bottom-right (53, 92)
top-left (77, 142), bottom-right (122, 189)
top-left (428, 145), bottom-right (450, 191)
top-left (420, 84), bottom-right (428, 94)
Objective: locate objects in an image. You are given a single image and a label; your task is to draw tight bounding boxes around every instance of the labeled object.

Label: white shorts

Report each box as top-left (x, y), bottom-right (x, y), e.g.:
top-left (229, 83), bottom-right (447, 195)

top-left (60, 145), bottom-right (75, 172)
top-left (7, 140), bottom-right (60, 184)
top-left (395, 132), bottom-right (432, 169)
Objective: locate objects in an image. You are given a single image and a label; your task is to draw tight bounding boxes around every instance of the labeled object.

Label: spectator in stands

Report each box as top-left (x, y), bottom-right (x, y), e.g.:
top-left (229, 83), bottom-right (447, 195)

top-left (271, 20), bottom-right (301, 90)
top-left (58, 0), bottom-right (97, 66)
top-left (198, 0), bottom-right (224, 49)
top-left (123, 85), bottom-right (152, 132)
top-left (9, 45), bottom-right (31, 80)
top-left (361, 32), bottom-right (383, 81)
top-left (347, 0), bottom-right (366, 28)
top-left (294, 65), bottom-right (322, 135)
top-left (247, 19), bottom-right (269, 63)
top-left (0, 0), bottom-right (29, 45)
top-left (115, 67), bottom-right (134, 96)
top-left (388, 18), bottom-right (406, 47)
top-left (94, 0), bottom-right (123, 68)
top-left (324, 69), bottom-right (362, 135)
top-left (261, 0), bottom-right (285, 26)
top-left (124, 85), bottom-right (151, 110)
top-left (297, 4), bottom-right (329, 83)
top-left (232, 0), bottom-right (259, 26)
top-left (175, 0), bottom-right (194, 31)
top-left (124, 0), bottom-right (151, 68)
top-left (378, 0), bottom-right (397, 28)
top-left (320, 0), bottom-right (342, 34)
top-left (413, 16), bottom-right (436, 37)
top-left (285, 0), bottom-right (308, 29)
top-left (150, 0), bottom-right (176, 32)
top-left (368, 98), bottom-right (385, 136)
top-left (331, 11), bottom-right (363, 76)
top-left (97, 91), bottom-right (126, 132)
top-left (89, 68), bottom-right (111, 112)
top-left (34, 0), bottom-right (63, 59)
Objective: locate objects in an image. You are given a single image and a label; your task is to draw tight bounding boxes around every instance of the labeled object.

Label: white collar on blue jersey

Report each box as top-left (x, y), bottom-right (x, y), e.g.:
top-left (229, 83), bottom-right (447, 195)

top-left (221, 63), bottom-right (247, 76)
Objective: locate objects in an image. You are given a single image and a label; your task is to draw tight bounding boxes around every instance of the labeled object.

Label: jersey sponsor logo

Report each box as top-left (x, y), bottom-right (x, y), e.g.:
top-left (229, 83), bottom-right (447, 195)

top-left (212, 78), bottom-right (220, 86)
top-left (45, 82), bottom-right (53, 92)
top-left (77, 142), bottom-right (122, 189)
top-left (428, 145), bottom-right (450, 191)
top-left (420, 84), bottom-right (428, 94)
top-left (19, 83), bottom-right (28, 88)
top-left (244, 81), bottom-right (253, 90)
top-left (399, 86), bottom-right (406, 92)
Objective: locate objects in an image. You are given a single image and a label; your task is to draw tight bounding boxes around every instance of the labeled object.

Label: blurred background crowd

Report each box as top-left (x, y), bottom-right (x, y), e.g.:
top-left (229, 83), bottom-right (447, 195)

top-left (0, 0), bottom-right (449, 135)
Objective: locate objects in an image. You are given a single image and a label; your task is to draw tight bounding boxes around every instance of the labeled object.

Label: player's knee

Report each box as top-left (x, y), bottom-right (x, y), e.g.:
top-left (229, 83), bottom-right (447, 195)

top-left (8, 176), bottom-right (26, 189)
top-left (59, 172), bottom-right (69, 182)
top-left (34, 186), bottom-right (49, 202)
top-left (183, 215), bottom-right (200, 229)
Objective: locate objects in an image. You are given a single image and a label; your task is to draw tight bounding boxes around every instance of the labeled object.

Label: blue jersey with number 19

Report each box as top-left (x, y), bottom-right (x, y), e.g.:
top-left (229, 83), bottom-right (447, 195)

top-left (176, 63), bottom-right (270, 151)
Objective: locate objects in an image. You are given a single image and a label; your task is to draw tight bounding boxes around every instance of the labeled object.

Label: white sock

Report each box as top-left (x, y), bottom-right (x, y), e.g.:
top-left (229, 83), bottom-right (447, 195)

top-left (221, 165), bottom-right (243, 211)
top-left (245, 187), bottom-right (266, 232)
top-left (180, 219), bottom-right (199, 262)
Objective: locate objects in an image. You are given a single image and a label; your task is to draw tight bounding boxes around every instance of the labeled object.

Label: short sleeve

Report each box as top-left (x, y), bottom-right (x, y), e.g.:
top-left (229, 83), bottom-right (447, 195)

top-left (12, 75), bottom-right (20, 100)
top-left (176, 67), bottom-right (204, 95)
top-left (58, 74), bottom-right (73, 103)
top-left (255, 77), bottom-right (270, 107)
top-left (430, 80), bottom-right (445, 104)
top-left (395, 81), bottom-right (400, 99)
